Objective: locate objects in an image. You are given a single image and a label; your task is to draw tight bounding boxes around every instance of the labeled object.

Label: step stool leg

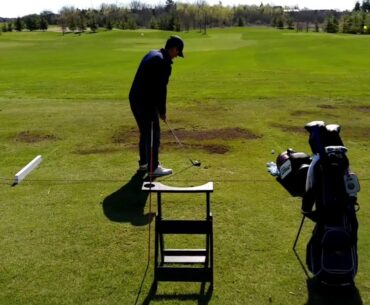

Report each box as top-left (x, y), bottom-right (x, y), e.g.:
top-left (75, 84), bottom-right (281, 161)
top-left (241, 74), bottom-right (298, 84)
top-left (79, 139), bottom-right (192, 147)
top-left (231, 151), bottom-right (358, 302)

top-left (152, 280), bottom-right (158, 294)
top-left (159, 233), bottom-right (165, 266)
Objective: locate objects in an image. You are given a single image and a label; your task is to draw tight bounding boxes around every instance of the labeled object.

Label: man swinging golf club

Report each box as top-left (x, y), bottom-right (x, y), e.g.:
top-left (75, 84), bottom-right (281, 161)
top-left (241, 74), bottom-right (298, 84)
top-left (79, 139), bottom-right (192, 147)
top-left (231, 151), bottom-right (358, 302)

top-left (129, 35), bottom-right (184, 176)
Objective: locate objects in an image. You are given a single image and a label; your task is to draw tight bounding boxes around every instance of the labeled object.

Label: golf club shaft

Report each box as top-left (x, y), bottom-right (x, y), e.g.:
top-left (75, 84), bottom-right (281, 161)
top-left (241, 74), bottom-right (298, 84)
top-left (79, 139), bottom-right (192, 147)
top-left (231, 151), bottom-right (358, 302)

top-left (164, 120), bottom-right (195, 165)
top-left (165, 120), bottom-right (185, 148)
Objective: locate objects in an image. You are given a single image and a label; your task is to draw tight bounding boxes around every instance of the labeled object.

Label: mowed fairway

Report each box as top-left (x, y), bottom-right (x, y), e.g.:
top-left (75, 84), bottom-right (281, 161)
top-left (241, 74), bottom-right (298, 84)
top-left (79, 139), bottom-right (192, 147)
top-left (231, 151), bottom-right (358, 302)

top-left (0, 27), bottom-right (370, 305)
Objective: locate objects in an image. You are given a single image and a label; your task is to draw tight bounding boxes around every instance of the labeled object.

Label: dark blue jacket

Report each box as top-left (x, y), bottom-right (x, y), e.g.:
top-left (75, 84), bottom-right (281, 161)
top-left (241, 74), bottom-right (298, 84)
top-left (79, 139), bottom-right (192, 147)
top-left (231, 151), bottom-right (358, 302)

top-left (129, 48), bottom-right (172, 116)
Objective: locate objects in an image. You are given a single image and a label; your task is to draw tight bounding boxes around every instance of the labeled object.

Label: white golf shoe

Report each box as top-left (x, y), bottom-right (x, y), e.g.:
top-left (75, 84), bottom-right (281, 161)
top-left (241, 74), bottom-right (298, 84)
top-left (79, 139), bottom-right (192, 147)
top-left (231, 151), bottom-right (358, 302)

top-left (152, 165), bottom-right (173, 177)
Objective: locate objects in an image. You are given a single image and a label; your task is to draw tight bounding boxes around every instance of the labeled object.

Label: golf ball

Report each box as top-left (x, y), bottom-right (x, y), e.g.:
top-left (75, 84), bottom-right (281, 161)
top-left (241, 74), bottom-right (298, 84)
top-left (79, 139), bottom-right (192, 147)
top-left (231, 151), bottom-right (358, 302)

top-left (364, 25), bottom-right (368, 30)
top-left (271, 149), bottom-right (275, 154)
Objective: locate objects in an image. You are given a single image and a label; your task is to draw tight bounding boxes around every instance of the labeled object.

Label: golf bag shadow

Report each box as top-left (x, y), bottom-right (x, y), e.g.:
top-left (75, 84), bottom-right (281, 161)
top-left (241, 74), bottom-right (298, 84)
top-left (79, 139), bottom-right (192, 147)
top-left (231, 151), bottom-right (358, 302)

top-left (274, 121), bottom-right (360, 287)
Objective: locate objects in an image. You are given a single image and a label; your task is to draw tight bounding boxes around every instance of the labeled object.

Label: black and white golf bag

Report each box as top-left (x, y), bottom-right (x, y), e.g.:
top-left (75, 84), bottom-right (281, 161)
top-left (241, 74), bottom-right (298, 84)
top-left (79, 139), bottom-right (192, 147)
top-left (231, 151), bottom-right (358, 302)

top-left (273, 121), bottom-right (360, 287)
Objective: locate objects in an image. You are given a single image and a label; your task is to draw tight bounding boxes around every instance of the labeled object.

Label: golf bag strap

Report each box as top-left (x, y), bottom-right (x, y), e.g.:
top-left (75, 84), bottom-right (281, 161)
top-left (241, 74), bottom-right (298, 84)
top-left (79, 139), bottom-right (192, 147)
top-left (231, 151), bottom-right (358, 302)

top-left (301, 188), bottom-right (318, 222)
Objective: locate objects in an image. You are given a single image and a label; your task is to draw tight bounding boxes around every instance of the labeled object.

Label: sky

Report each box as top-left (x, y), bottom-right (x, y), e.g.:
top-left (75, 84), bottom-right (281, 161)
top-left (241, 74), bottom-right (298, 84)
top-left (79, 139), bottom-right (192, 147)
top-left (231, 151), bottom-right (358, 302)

top-left (1, 0), bottom-right (358, 18)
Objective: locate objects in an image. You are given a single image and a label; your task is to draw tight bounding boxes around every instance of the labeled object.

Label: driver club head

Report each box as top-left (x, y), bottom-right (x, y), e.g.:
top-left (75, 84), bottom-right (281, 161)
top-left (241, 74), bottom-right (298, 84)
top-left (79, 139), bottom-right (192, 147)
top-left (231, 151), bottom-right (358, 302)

top-left (192, 160), bottom-right (201, 167)
top-left (166, 121), bottom-right (201, 168)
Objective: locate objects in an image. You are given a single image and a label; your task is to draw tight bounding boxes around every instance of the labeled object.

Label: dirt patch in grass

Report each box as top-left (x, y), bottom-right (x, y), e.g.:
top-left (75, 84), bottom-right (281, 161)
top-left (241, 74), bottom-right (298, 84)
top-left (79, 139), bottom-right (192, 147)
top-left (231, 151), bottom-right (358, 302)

top-left (203, 144), bottom-right (229, 154)
top-left (164, 142), bottom-right (230, 154)
top-left (342, 126), bottom-right (370, 140)
top-left (167, 127), bottom-right (261, 141)
top-left (353, 105), bottom-right (370, 113)
top-left (15, 131), bottom-right (57, 143)
top-left (113, 126), bottom-right (260, 143)
top-left (359, 128), bottom-right (370, 139)
top-left (112, 127), bottom-right (137, 144)
top-left (291, 107), bottom-right (341, 117)
top-left (272, 123), bottom-right (306, 134)
top-left (112, 126), bottom-right (260, 154)
top-left (290, 110), bottom-right (316, 116)
top-left (317, 104), bottom-right (337, 109)
top-left (74, 147), bottom-right (123, 155)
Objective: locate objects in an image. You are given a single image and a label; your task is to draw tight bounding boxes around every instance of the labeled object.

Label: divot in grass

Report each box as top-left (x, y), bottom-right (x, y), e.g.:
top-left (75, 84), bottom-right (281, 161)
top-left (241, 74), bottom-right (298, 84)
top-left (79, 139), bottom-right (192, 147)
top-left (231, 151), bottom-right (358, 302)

top-left (15, 131), bottom-right (57, 143)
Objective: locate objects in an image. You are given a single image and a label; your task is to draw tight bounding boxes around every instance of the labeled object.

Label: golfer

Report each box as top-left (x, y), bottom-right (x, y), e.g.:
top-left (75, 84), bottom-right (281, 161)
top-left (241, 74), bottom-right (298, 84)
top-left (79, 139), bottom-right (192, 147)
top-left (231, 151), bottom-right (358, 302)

top-left (129, 35), bottom-right (184, 176)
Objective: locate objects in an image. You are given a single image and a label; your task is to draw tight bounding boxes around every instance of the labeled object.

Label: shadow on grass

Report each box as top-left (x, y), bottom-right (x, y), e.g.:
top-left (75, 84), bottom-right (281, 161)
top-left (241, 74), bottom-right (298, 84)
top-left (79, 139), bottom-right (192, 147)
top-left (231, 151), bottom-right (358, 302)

top-left (102, 171), bottom-right (154, 226)
top-left (140, 281), bottom-right (213, 305)
top-left (304, 278), bottom-right (363, 305)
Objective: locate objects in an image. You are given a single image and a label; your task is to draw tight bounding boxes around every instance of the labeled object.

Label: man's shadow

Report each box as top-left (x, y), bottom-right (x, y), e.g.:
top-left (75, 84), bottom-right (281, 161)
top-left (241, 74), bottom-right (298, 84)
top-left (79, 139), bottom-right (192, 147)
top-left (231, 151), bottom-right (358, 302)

top-left (102, 171), bottom-right (154, 226)
top-left (304, 278), bottom-right (363, 305)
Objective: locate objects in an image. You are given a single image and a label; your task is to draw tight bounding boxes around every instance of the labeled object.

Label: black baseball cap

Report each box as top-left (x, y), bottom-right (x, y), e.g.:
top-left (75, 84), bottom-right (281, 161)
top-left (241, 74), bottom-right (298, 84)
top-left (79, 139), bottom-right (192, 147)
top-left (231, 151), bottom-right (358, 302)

top-left (165, 35), bottom-right (184, 57)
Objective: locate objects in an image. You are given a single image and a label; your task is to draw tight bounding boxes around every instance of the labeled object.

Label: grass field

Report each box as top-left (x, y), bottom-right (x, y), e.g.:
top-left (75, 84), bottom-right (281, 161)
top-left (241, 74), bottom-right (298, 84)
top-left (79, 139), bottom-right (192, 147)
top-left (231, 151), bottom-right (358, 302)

top-left (0, 27), bottom-right (370, 305)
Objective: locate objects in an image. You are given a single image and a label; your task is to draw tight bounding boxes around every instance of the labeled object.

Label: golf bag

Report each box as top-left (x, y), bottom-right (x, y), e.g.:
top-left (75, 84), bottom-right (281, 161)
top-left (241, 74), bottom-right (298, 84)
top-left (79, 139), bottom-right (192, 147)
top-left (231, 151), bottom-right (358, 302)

top-left (302, 121), bottom-right (359, 287)
top-left (272, 121), bottom-right (360, 286)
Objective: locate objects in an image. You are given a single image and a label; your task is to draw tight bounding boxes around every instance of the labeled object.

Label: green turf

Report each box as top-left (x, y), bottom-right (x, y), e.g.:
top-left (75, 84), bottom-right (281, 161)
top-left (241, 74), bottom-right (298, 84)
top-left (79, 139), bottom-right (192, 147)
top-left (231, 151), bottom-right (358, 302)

top-left (0, 27), bottom-right (369, 305)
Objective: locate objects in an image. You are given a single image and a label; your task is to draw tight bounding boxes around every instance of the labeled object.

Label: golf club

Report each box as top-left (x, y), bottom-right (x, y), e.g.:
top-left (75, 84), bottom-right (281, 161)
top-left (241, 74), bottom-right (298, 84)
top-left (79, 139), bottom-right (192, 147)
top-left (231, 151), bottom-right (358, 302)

top-left (164, 120), bottom-right (201, 167)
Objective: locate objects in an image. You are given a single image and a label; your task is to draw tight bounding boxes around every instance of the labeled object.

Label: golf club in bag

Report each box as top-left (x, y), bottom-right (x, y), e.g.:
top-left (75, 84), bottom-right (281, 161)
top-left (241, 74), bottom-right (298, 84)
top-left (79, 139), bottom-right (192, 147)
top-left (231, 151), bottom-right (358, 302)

top-left (267, 121), bottom-right (360, 287)
top-left (164, 120), bottom-right (201, 167)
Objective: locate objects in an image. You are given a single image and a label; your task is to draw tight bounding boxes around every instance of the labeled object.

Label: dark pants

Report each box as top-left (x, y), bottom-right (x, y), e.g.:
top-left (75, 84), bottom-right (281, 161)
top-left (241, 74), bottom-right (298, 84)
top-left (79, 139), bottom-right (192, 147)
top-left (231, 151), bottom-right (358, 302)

top-left (130, 102), bottom-right (160, 170)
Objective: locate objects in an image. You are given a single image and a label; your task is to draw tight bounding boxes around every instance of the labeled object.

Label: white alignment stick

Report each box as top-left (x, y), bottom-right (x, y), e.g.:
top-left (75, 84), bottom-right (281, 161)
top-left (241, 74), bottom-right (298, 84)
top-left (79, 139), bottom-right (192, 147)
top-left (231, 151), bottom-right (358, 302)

top-left (14, 155), bottom-right (43, 184)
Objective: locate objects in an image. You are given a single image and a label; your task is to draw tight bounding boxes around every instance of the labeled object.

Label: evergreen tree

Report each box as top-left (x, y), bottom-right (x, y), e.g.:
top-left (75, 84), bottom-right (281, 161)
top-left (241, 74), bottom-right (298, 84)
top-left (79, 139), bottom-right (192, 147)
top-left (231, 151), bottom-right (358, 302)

top-left (69, 15), bottom-right (77, 32)
top-left (59, 16), bottom-right (67, 35)
top-left (332, 16), bottom-right (339, 33)
top-left (149, 17), bottom-right (158, 29)
top-left (87, 10), bottom-right (98, 32)
top-left (76, 11), bottom-right (86, 32)
top-left (105, 19), bottom-right (113, 30)
top-left (314, 21), bottom-right (319, 32)
top-left (271, 16), bottom-right (277, 27)
top-left (40, 18), bottom-right (48, 31)
top-left (364, 13), bottom-right (370, 33)
top-left (361, 0), bottom-right (370, 12)
top-left (165, 0), bottom-right (176, 12)
top-left (276, 16), bottom-right (284, 29)
top-left (350, 11), bottom-right (364, 33)
top-left (126, 18), bottom-right (137, 29)
top-left (325, 15), bottom-right (339, 33)
top-left (7, 22), bottom-right (13, 32)
top-left (354, 1), bottom-right (361, 11)
top-left (40, 11), bottom-right (57, 25)
top-left (341, 14), bottom-right (350, 33)
top-left (286, 16), bottom-right (294, 29)
top-left (15, 17), bottom-right (23, 31)
top-left (24, 15), bottom-right (40, 31)
top-left (237, 17), bottom-right (244, 26)
top-left (167, 15), bottom-right (175, 30)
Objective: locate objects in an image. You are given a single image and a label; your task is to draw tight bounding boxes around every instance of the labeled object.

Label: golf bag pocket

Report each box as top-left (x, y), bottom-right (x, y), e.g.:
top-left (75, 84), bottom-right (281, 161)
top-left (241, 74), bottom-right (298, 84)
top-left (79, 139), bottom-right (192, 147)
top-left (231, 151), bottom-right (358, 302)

top-left (307, 225), bottom-right (357, 286)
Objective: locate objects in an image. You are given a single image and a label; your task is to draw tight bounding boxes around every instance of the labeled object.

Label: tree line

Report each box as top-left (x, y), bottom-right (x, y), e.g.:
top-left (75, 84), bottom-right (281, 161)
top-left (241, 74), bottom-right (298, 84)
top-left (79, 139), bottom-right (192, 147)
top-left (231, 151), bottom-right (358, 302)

top-left (1, 12), bottom-right (51, 32)
top-left (1, 0), bottom-right (370, 35)
top-left (325, 0), bottom-right (370, 34)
